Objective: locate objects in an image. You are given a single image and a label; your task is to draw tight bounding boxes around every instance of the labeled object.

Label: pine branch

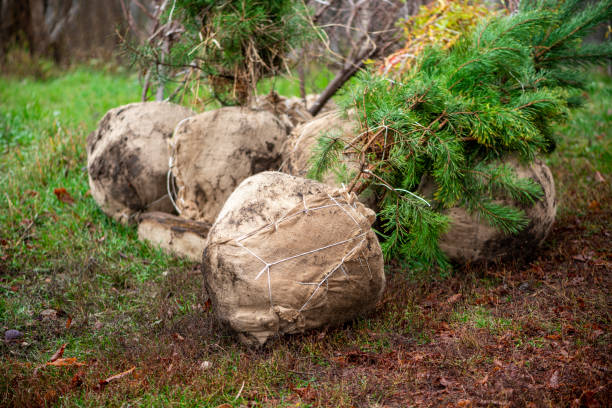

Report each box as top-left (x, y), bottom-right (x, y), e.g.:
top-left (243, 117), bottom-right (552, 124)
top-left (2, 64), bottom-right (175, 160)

top-left (309, 0), bottom-right (610, 269)
top-left (307, 133), bottom-right (345, 181)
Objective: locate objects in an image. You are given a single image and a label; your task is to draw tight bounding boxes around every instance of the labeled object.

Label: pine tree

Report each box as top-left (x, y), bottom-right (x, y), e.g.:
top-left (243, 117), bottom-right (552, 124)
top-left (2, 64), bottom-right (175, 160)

top-left (127, 0), bottom-right (314, 105)
top-left (310, 0), bottom-right (612, 270)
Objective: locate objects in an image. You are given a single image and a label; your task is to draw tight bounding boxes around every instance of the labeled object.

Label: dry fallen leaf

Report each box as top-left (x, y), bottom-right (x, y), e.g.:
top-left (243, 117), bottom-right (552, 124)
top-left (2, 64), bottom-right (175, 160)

top-left (53, 188), bottom-right (75, 205)
top-left (65, 316), bottom-right (72, 329)
top-left (99, 366), bottom-right (136, 386)
top-left (590, 329), bottom-right (604, 340)
top-left (588, 200), bottom-right (600, 210)
top-left (594, 171), bottom-right (605, 183)
top-left (172, 333), bottom-right (185, 341)
top-left (49, 343), bottom-right (67, 362)
top-left (476, 373), bottom-right (489, 386)
top-left (411, 353), bottom-right (425, 362)
top-left (291, 384), bottom-right (316, 401)
top-left (573, 254), bottom-right (589, 262)
top-left (40, 309), bottom-right (58, 319)
top-left (439, 377), bottom-right (453, 388)
top-left (47, 357), bottom-right (86, 367)
top-left (457, 399), bottom-right (473, 407)
top-left (447, 293), bottom-right (462, 304)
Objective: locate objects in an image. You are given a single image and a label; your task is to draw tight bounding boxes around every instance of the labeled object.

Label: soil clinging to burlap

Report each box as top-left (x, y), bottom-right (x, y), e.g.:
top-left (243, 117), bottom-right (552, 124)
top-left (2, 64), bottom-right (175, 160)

top-left (203, 171), bottom-right (385, 346)
top-left (87, 101), bottom-right (194, 224)
top-left (169, 107), bottom-right (288, 224)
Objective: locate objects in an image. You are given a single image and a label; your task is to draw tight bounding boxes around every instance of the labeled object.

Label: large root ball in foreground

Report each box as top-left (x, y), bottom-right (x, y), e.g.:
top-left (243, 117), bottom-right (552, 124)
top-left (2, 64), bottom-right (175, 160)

top-left (203, 171), bottom-right (385, 346)
top-left (169, 107), bottom-right (288, 224)
top-left (87, 102), bottom-right (194, 224)
top-left (424, 158), bottom-right (557, 264)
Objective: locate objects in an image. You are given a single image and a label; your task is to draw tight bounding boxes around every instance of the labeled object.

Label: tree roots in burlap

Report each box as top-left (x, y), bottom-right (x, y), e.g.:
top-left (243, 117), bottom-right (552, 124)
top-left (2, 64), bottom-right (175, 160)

top-left (280, 110), bottom-right (358, 186)
top-left (423, 157), bottom-right (557, 263)
top-left (203, 171), bottom-right (385, 346)
top-left (252, 92), bottom-right (337, 128)
top-left (280, 110), bottom-right (377, 208)
top-left (137, 212), bottom-right (210, 261)
top-left (87, 102), bottom-right (194, 224)
top-left (169, 107), bottom-right (289, 224)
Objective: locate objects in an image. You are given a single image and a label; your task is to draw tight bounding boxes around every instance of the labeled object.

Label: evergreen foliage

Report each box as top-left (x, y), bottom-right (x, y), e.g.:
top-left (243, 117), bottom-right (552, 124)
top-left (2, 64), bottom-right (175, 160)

top-left (310, 0), bottom-right (612, 269)
top-left (130, 0), bottom-right (314, 105)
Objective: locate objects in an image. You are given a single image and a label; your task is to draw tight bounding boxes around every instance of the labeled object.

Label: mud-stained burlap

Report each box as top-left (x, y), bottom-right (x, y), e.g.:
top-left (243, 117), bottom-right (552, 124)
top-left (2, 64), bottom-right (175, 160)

top-left (137, 212), bottom-right (210, 261)
top-left (252, 92), bottom-right (311, 128)
top-left (87, 102), bottom-right (194, 224)
top-left (169, 107), bottom-right (288, 224)
top-left (279, 110), bottom-right (378, 209)
top-left (203, 172), bottom-right (385, 346)
top-left (421, 157), bottom-right (557, 263)
top-left (280, 110), bottom-right (358, 187)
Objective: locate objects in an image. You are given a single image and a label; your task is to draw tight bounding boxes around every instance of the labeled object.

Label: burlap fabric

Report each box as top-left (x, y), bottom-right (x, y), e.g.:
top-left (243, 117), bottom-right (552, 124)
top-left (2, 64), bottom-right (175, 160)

top-left (203, 171), bottom-right (385, 346)
top-left (169, 107), bottom-right (288, 224)
top-left (421, 157), bottom-right (557, 263)
top-left (252, 92), bottom-right (337, 128)
top-left (137, 212), bottom-right (210, 261)
top-left (280, 110), bottom-right (360, 187)
top-left (87, 102), bottom-right (194, 224)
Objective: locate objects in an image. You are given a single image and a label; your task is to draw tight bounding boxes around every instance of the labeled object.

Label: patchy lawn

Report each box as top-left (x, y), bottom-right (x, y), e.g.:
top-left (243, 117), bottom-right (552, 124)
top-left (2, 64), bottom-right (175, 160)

top-left (0, 67), bottom-right (610, 407)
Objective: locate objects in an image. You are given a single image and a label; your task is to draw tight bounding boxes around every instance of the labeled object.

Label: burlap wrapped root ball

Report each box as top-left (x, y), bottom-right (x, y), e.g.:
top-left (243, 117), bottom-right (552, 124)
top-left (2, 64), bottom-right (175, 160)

top-left (252, 92), bottom-right (312, 127)
top-left (280, 110), bottom-right (377, 208)
top-left (169, 107), bottom-right (288, 224)
top-left (203, 171), bottom-right (385, 346)
top-left (281, 110), bottom-right (356, 184)
top-left (137, 212), bottom-right (210, 262)
top-left (422, 157), bottom-right (557, 263)
top-left (87, 102), bottom-right (194, 224)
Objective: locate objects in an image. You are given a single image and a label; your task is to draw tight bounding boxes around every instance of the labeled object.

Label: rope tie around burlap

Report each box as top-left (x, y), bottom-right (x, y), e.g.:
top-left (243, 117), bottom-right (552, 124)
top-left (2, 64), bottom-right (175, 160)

top-left (167, 117), bottom-right (192, 215)
top-left (232, 192), bottom-right (372, 312)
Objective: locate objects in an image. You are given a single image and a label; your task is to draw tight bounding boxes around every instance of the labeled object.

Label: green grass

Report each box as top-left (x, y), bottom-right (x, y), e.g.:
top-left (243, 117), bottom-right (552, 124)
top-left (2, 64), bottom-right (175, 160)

top-left (0, 67), bottom-right (194, 372)
top-left (544, 74), bottom-right (612, 218)
top-left (0, 68), bottom-right (141, 151)
top-left (0, 65), bottom-right (610, 407)
top-left (257, 67), bottom-right (335, 97)
top-left (451, 306), bottom-right (516, 334)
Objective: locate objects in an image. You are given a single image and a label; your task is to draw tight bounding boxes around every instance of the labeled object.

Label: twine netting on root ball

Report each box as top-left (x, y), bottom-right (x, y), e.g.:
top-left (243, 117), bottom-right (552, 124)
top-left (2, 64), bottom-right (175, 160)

top-left (203, 171), bottom-right (385, 346)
